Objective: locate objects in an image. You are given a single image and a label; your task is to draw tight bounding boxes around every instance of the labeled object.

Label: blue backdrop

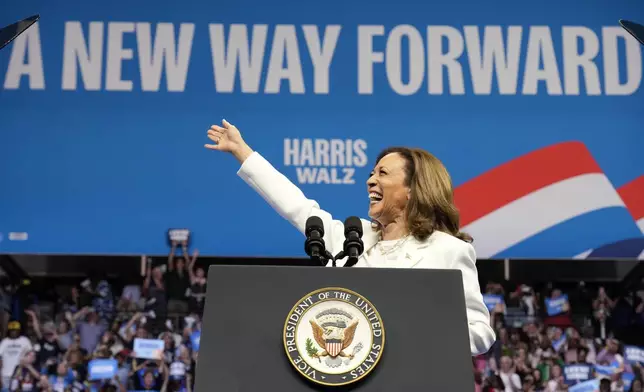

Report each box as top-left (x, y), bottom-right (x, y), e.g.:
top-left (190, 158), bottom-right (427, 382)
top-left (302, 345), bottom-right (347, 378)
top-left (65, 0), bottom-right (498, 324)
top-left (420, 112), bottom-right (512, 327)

top-left (1, 0), bottom-right (643, 258)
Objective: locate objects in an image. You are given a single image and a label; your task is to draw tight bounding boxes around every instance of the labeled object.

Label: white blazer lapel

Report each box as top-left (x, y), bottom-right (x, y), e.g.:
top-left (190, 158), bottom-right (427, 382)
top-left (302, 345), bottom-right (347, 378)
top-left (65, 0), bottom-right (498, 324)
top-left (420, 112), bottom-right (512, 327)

top-left (398, 240), bottom-right (426, 268)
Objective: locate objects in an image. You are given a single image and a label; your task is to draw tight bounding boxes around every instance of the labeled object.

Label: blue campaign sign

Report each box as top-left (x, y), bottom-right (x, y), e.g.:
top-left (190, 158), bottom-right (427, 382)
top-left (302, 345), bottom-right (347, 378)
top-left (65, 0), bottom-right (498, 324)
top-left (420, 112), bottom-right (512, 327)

top-left (190, 330), bottom-right (201, 352)
top-left (87, 358), bottom-right (118, 381)
top-left (563, 364), bottom-right (592, 385)
top-left (545, 294), bottom-right (569, 316)
top-left (133, 338), bottom-right (164, 360)
top-left (482, 294), bottom-right (504, 311)
top-left (624, 345), bottom-right (644, 364)
top-left (1, 0), bottom-right (643, 258)
top-left (569, 379), bottom-right (600, 392)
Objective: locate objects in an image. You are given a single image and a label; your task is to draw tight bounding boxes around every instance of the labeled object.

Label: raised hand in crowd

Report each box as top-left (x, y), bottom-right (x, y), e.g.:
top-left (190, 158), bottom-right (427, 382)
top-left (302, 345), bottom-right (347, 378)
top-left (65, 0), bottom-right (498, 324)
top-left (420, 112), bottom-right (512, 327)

top-left (168, 240), bottom-right (191, 266)
top-left (71, 306), bottom-right (91, 322)
top-left (189, 249), bottom-right (198, 266)
top-left (143, 256), bottom-right (152, 288)
top-left (24, 309), bottom-right (40, 337)
top-left (181, 240), bottom-right (189, 259)
top-left (187, 250), bottom-right (201, 284)
top-left (119, 312), bottom-right (145, 344)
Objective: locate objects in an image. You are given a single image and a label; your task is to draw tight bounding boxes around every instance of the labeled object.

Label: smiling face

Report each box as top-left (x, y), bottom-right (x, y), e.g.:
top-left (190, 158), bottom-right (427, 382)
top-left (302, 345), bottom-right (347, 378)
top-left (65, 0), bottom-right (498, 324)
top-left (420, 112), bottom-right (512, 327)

top-left (366, 152), bottom-right (411, 225)
top-left (366, 146), bottom-right (470, 243)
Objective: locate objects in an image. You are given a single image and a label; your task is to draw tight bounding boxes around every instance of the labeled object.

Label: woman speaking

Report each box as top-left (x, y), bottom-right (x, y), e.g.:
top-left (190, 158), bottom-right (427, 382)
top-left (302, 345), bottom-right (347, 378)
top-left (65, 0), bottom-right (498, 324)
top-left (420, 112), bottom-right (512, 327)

top-left (205, 119), bottom-right (496, 356)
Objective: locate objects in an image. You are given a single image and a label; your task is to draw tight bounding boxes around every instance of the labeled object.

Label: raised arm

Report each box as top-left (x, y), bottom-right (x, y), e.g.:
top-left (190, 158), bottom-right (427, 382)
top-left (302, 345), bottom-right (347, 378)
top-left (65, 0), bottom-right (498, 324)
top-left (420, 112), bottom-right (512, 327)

top-left (159, 361), bottom-right (170, 392)
top-left (119, 312), bottom-right (144, 344)
top-left (236, 152), bottom-right (349, 251)
top-left (188, 250), bottom-right (198, 284)
top-left (168, 241), bottom-right (177, 271)
top-left (205, 119), bottom-right (355, 255)
top-left (142, 258), bottom-right (152, 293)
top-left (25, 310), bottom-right (42, 340)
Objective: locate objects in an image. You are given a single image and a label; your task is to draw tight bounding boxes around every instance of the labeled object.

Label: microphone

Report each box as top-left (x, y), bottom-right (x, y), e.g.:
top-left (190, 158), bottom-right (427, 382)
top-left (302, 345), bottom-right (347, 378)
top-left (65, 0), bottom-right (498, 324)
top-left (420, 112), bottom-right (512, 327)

top-left (304, 216), bottom-right (331, 265)
top-left (336, 216), bottom-right (365, 267)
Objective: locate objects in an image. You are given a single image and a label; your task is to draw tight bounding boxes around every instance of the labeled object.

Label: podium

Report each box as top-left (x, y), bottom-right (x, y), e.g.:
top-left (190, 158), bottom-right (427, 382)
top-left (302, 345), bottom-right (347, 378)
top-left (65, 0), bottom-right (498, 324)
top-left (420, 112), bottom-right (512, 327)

top-left (194, 265), bottom-right (475, 391)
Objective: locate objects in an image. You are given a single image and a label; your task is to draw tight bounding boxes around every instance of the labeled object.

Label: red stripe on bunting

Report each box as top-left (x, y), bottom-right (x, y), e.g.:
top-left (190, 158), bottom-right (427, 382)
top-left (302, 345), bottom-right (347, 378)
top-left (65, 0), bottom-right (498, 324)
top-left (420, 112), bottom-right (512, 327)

top-left (455, 142), bottom-right (604, 226)
top-left (617, 176), bottom-right (644, 221)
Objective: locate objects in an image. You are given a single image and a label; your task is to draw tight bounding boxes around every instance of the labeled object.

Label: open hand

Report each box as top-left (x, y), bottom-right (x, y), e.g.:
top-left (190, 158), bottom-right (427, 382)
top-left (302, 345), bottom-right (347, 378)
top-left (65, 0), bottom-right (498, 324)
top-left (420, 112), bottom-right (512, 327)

top-left (205, 119), bottom-right (244, 152)
top-left (205, 119), bottom-right (253, 163)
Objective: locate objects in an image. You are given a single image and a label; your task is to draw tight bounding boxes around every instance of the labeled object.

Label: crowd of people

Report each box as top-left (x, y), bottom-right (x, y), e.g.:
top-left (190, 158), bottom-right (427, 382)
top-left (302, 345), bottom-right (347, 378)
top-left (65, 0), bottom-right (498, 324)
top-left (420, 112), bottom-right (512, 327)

top-left (0, 243), bottom-right (642, 391)
top-left (0, 241), bottom-right (206, 392)
top-left (476, 282), bottom-right (644, 391)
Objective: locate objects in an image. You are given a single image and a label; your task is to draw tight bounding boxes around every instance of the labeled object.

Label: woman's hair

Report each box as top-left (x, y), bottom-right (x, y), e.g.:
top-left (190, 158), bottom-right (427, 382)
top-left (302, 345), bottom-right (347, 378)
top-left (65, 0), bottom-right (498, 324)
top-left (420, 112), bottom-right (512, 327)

top-left (373, 146), bottom-right (472, 243)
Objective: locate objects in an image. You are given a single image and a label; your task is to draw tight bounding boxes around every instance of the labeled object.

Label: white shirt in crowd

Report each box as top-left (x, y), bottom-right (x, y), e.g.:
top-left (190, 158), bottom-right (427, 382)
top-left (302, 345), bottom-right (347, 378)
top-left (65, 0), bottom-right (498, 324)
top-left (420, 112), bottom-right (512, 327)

top-left (170, 361), bottom-right (187, 379)
top-left (522, 295), bottom-right (536, 316)
top-left (499, 371), bottom-right (522, 392)
top-left (546, 379), bottom-right (563, 391)
top-left (0, 335), bottom-right (32, 376)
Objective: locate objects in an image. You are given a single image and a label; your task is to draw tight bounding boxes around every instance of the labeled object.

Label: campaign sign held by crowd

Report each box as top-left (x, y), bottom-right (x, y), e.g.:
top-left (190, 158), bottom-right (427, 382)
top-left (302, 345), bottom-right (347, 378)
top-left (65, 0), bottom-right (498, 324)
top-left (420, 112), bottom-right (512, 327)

top-left (1, 0), bottom-right (643, 259)
top-left (624, 345), bottom-right (644, 365)
top-left (88, 359), bottom-right (118, 381)
top-left (190, 330), bottom-right (200, 352)
top-left (568, 379), bottom-right (600, 392)
top-left (133, 338), bottom-right (164, 360)
top-left (482, 294), bottom-right (504, 312)
top-left (545, 295), bottom-right (569, 316)
top-left (563, 364), bottom-right (592, 385)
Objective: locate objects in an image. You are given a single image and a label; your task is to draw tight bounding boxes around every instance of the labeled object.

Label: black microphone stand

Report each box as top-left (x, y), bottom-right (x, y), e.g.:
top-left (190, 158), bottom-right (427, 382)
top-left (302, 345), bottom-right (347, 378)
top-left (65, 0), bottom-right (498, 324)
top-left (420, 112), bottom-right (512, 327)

top-left (308, 246), bottom-right (337, 267)
top-left (331, 250), bottom-right (359, 268)
top-left (321, 250), bottom-right (336, 267)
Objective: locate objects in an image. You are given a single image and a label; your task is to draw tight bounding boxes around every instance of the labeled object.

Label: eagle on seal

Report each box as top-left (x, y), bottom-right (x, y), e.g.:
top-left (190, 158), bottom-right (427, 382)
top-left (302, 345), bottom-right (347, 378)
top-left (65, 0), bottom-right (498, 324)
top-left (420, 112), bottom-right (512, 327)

top-left (309, 307), bottom-right (359, 361)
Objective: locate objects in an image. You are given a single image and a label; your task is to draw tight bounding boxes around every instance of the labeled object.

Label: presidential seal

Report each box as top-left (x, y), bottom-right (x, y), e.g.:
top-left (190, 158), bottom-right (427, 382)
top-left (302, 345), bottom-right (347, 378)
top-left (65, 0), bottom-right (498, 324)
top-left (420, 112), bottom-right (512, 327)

top-left (283, 287), bottom-right (385, 386)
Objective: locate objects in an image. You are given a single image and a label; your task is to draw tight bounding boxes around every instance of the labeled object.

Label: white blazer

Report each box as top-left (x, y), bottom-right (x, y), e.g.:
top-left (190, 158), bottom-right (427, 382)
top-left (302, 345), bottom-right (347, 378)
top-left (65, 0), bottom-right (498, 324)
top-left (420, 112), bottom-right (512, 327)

top-left (237, 151), bottom-right (496, 356)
